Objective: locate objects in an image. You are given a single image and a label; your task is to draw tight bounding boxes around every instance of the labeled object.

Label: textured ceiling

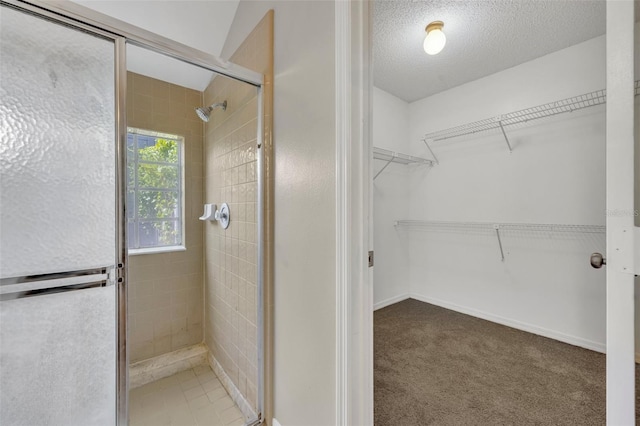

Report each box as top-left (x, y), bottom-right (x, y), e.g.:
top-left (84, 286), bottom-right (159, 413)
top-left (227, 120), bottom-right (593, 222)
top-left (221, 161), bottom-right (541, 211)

top-left (374, 0), bottom-right (608, 103)
top-left (73, 0), bottom-right (239, 90)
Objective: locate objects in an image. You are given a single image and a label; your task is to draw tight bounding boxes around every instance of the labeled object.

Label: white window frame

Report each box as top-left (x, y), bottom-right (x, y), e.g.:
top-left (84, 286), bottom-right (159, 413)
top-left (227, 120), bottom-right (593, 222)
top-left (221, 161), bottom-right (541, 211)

top-left (126, 127), bottom-right (185, 255)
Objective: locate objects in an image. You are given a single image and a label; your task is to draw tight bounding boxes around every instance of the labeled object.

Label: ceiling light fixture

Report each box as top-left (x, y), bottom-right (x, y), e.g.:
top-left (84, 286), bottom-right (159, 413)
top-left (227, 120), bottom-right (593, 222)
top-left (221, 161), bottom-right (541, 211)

top-left (423, 21), bottom-right (446, 55)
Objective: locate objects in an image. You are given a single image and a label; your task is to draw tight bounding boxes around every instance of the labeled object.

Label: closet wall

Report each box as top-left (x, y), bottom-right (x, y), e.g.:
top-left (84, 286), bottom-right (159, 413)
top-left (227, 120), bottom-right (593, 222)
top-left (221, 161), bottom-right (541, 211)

top-left (374, 34), bottom-right (611, 352)
top-left (407, 35), bottom-right (607, 351)
top-left (372, 87), bottom-right (411, 308)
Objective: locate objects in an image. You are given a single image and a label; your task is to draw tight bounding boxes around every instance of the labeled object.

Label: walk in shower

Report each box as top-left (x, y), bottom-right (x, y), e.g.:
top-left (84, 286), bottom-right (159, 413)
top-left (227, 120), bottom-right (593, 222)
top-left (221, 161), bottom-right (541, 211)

top-left (125, 47), bottom-right (264, 425)
top-left (0, 1), bottom-right (268, 424)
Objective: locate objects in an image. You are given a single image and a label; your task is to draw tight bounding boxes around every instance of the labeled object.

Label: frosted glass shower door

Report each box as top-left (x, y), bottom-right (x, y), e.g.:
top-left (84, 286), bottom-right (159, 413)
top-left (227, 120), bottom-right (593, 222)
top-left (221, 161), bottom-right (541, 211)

top-left (0, 5), bottom-right (120, 425)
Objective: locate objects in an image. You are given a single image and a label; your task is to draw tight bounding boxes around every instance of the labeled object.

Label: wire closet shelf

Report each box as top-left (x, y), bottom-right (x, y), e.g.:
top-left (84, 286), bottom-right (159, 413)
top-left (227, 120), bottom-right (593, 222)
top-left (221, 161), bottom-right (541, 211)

top-left (373, 147), bottom-right (432, 179)
top-left (395, 220), bottom-right (605, 262)
top-left (395, 220), bottom-right (605, 234)
top-left (422, 80), bottom-right (640, 147)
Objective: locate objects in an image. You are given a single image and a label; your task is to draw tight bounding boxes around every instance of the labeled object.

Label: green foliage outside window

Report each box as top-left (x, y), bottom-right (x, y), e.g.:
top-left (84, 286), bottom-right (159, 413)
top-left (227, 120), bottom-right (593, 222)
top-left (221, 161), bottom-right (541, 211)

top-left (127, 132), bottom-right (182, 249)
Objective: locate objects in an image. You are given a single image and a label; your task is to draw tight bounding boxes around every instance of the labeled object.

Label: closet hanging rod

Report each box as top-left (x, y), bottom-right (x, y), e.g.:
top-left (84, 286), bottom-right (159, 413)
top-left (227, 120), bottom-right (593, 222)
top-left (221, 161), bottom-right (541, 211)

top-left (373, 147), bottom-right (432, 180)
top-left (423, 80), bottom-right (640, 144)
top-left (394, 220), bottom-right (606, 234)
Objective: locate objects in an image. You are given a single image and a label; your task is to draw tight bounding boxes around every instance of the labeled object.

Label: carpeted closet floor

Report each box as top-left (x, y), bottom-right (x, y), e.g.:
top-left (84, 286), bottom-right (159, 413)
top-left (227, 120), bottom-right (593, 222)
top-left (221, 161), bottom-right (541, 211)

top-left (374, 298), bottom-right (639, 425)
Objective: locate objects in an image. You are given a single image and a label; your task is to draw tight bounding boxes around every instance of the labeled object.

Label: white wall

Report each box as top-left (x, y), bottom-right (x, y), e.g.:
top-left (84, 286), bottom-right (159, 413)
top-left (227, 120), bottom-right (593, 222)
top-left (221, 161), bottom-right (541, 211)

top-left (222, 3), bottom-right (336, 425)
top-left (372, 87), bottom-right (412, 308)
top-left (404, 35), bottom-right (608, 351)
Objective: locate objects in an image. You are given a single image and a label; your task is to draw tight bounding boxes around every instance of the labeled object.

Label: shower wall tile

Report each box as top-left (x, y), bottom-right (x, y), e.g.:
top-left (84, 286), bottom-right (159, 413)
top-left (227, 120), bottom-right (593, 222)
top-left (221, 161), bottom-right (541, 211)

top-left (203, 11), bottom-right (273, 414)
top-left (127, 72), bottom-right (204, 363)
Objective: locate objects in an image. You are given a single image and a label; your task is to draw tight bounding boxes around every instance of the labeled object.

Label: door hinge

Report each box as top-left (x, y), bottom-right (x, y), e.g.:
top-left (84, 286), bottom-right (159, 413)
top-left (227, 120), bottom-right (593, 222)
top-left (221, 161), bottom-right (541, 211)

top-left (368, 251), bottom-right (374, 267)
top-left (634, 226), bottom-right (640, 276)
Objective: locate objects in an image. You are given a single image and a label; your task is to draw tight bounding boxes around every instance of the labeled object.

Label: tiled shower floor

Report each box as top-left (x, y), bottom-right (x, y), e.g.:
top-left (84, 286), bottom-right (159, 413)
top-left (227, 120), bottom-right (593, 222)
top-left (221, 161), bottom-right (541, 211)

top-left (129, 365), bottom-right (245, 426)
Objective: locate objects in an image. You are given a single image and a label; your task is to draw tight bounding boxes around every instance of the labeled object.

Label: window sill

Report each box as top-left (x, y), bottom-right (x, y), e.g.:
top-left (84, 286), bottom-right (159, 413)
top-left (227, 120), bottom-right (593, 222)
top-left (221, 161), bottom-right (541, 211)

top-left (128, 246), bottom-right (186, 256)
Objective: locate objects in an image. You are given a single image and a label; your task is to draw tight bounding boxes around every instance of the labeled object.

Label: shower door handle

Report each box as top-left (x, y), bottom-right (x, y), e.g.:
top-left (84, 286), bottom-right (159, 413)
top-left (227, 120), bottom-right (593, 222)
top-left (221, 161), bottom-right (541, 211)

top-left (0, 266), bottom-right (114, 300)
top-left (590, 253), bottom-right (606, 269)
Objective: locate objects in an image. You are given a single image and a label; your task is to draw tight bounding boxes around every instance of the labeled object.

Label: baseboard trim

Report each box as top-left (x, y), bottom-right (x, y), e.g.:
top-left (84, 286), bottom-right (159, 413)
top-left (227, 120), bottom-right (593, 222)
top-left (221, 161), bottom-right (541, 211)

top-left (129, 343), bottom-right (208, 388)
top-left (408, 294), bottom-right (607, 354)
top-left (374, 293), bottom-right (411, 311)
top-left (207, 350), bottom-right (256, 422)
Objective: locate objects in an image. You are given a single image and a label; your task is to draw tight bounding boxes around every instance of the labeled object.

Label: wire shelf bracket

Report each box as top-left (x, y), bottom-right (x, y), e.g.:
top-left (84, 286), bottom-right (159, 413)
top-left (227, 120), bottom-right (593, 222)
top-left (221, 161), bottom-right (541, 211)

top-left (494, 224), bottom-right (505, 261)
top-left (421, 138), bottom-right (439, 165)
top-left (497, 117), bottom-right (513, 153)
top-left (373, 147), bottom-right (433, 180)
top-left (421, 81), bottom-right (640, 160)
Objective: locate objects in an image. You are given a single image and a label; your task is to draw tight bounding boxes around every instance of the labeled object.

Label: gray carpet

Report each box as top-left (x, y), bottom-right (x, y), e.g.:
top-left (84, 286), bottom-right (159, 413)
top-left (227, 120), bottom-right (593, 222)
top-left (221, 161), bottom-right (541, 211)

top-left (374, 298), bottom-right (638, 425)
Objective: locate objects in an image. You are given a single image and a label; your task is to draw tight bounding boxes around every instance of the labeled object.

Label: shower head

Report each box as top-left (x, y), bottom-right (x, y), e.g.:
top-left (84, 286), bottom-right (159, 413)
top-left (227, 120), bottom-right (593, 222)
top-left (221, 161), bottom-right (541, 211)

top-left (195, 100), bottom-right (227, 122)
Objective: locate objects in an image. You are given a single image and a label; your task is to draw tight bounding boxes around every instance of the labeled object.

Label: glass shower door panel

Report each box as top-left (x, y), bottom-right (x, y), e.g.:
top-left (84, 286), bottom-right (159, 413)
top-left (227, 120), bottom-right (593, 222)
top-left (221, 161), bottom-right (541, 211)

top-left (0, 6), bottom-right (115, 278)
top-left (0, 287), bottom-right (116, 425)
top-left (0, 5), bottom-right (118, 425)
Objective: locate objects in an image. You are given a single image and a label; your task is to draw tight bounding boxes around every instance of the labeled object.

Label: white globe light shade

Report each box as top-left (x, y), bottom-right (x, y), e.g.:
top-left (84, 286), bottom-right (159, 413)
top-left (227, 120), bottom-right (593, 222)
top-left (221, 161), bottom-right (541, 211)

top-left (423, 28), bottom-right (446, 55)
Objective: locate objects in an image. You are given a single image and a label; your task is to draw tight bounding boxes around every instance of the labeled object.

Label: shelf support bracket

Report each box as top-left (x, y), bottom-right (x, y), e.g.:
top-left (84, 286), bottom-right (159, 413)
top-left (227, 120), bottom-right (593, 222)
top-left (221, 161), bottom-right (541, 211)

top-left (497, 117), bottom-right (513, 153)
top-left (422, 138), bottom-right (439, 165)
top-left (494, 224), bottom-right (505, 262)
top-left (374, 157), bottom-right (394, 180)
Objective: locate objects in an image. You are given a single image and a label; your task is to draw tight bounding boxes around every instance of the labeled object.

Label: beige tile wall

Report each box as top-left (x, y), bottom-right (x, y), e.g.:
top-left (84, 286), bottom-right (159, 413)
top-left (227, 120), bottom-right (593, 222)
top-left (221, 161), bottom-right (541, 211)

top-left (203, 12), bottom-right (274, 413)
top-left (204, 75), bottom-right (259, 409)
top-left (126, 72), bottom-right (205, 363)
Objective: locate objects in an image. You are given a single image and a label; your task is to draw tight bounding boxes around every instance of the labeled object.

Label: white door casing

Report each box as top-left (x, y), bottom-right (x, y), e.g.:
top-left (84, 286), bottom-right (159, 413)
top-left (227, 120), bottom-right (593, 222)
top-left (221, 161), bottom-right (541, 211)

top-left (605, 0), bottom-right (636, 424)
top-left (336, 0), bottom-right (373, 424)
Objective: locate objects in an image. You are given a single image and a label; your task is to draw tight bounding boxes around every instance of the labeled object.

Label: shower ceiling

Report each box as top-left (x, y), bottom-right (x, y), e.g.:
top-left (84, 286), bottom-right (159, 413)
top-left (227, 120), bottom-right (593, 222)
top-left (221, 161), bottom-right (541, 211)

top-left (373, 0), bottom-right (631, 103)
top-left (72, 0), bottom-right (240, 90)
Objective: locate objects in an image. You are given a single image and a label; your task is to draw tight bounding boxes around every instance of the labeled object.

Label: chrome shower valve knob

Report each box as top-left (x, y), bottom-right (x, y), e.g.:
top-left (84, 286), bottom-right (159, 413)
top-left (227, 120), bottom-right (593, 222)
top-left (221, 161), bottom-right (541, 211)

top-left (214, 203), bottom-right (230, 229)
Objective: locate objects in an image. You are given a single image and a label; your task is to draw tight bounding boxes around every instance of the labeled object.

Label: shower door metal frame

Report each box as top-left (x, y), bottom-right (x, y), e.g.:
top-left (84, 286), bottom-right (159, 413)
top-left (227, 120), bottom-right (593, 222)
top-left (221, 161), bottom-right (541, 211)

top-left (3, 1), bottom-right (266, 425)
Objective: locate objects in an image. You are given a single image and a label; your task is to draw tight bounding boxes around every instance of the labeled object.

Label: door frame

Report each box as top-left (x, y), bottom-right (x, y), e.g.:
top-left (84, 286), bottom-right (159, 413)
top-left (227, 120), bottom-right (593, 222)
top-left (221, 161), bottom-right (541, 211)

top-left (335, 0), bottom-right (374, 424)
top-left (341, 0), bottom-right (638, 424)
top-left (605, 0), bottom-right (636, 423)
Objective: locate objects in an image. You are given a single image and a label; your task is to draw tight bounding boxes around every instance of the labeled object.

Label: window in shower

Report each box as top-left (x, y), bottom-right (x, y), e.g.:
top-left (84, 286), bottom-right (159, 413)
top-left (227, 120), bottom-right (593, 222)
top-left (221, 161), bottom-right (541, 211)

top-left (127, 128), bottom-right (184, 253)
